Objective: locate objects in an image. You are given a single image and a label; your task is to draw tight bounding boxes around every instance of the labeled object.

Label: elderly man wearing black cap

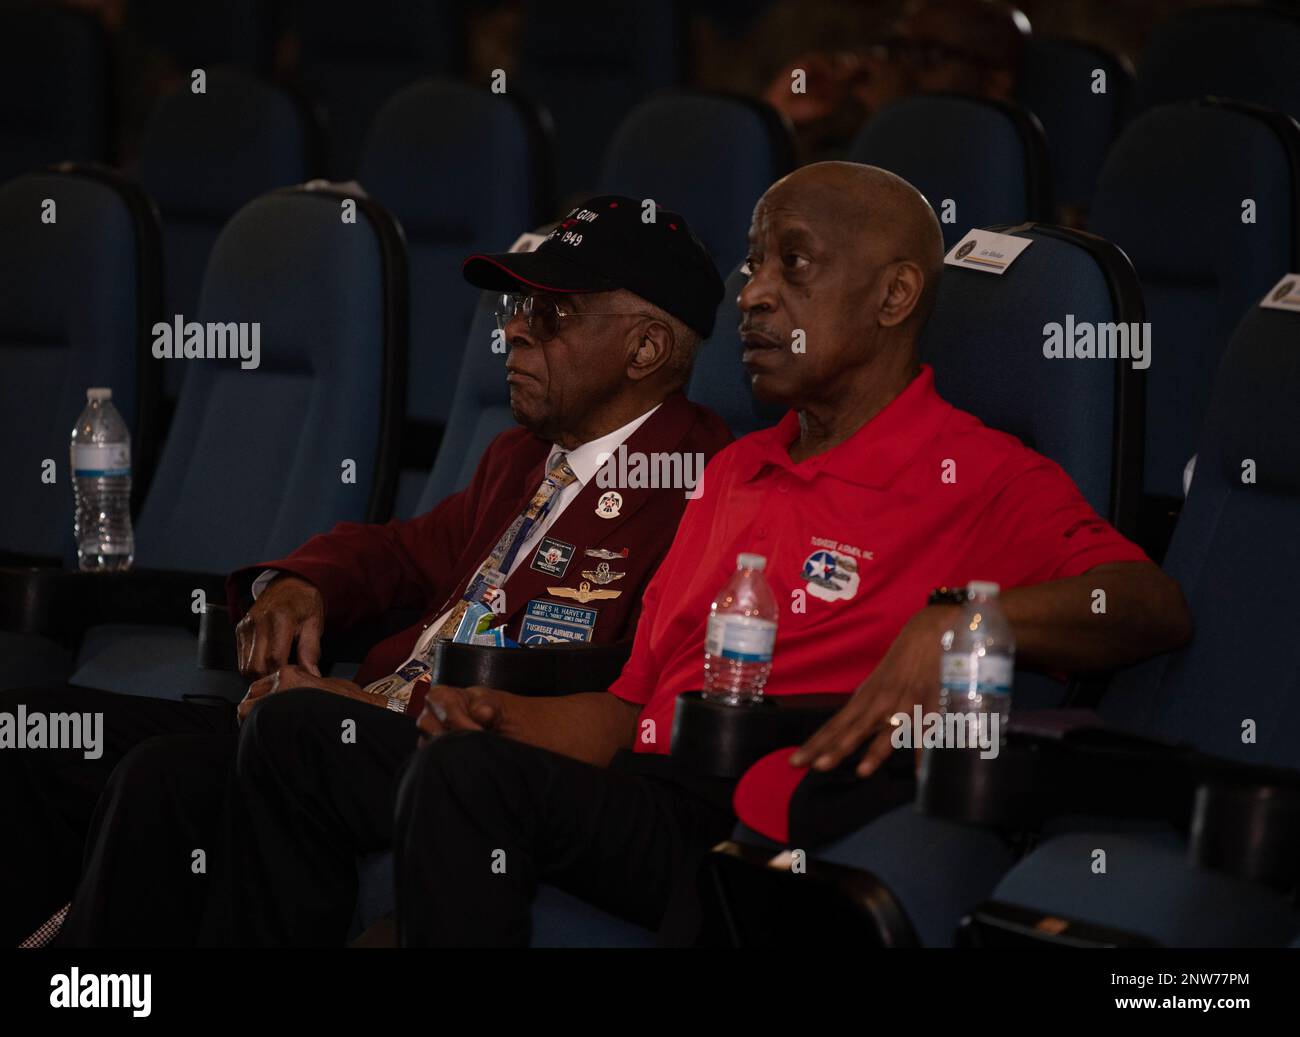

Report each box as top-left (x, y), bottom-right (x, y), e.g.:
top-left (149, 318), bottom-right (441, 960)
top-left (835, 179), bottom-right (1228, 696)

top-left (18, 196), bottom-right (731, 948)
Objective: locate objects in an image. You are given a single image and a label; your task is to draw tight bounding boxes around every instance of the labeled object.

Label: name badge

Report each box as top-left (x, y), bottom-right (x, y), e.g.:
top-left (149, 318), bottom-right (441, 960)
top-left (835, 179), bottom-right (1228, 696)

top-left (944, 228), bottom-right (1032, 276)
top-left (519, 599), bottom-right (598, 645)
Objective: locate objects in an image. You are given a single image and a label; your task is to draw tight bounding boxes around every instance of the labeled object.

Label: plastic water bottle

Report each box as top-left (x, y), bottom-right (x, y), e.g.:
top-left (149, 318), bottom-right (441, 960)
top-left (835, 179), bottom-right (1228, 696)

top-left (71, 387), bottom-right (134, 572)
top-left (703, 553), bottom-right (778, 703)
top-left (939, 580), bottom-right (1014, 726)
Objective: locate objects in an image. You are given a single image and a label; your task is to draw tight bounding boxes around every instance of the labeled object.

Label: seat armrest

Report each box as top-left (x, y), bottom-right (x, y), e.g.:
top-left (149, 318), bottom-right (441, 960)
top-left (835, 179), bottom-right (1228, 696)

top-left (429, 638), bottom-right (633, 696)
top-left (0, 566), bottom-right (226, 641)
top-left (1189, 770), bottom-right (1300, 891)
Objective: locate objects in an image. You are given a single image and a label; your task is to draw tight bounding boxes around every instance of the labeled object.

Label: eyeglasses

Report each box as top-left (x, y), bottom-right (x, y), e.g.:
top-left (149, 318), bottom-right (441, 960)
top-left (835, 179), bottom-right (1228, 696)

top-left (495, 293), bottom-right (653, 343)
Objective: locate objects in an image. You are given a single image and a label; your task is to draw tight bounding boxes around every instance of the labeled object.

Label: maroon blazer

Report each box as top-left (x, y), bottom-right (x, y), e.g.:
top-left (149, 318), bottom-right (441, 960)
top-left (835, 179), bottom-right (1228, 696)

top-left (227, 391), bottom-right (732, 691)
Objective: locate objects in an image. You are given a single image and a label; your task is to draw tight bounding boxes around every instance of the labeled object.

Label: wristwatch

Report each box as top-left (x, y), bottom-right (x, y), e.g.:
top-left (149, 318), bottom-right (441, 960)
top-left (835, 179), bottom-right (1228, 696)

top-left (927, 586), bottom-right (969, 606)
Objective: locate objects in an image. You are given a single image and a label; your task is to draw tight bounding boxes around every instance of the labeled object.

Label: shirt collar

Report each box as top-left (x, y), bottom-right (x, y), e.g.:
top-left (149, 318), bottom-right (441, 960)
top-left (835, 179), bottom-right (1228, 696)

top-left (735, 365), bottom-right (953, 490)
top-left (548, 403), bottom-right (663, 487)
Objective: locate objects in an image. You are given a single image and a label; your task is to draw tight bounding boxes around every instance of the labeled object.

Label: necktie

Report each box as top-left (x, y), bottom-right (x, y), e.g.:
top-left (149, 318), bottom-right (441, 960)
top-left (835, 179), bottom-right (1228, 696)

top-left (430, 452), bottom-right (578, 640)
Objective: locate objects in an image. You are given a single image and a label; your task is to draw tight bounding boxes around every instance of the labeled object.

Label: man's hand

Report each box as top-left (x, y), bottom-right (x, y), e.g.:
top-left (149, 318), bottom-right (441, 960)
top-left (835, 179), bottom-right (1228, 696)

top-left (236, 575), bottom-right (325, 679)
top-left (790, 605), bottom-right (958, 778)
top-left (237, 663), bottom-right (368, 723)
top-left (416, 684), bottom-right (510, 747)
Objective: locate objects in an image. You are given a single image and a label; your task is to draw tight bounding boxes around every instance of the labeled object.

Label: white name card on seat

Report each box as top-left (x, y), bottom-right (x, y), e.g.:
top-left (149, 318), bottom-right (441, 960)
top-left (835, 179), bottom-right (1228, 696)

top-left (1260, 274), bottom-right (1300, 313)
top-left (944, 228), bottom-right (1032, 275)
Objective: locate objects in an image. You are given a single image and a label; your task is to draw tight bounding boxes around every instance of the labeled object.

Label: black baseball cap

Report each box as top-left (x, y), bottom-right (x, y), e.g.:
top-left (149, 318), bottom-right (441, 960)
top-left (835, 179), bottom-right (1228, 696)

top-left (462, 195), bottom-right (725, 338)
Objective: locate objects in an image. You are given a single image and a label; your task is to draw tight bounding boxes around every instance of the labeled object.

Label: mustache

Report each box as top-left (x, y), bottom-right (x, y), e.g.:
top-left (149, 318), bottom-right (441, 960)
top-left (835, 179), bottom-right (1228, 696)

top-left (738, 321), bottom-right (783, 347)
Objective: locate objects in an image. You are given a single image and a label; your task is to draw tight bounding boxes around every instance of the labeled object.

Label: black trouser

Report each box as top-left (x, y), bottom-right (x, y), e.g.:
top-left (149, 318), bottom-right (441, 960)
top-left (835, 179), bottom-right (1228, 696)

top-left (57, 732), bottom-right (237, 947)
top-left (0, 684), bottom-right (235, 945)
top-left (393, 732), bottom-right (737, 947)
top-left (203, 687), bottom-right (421, 947)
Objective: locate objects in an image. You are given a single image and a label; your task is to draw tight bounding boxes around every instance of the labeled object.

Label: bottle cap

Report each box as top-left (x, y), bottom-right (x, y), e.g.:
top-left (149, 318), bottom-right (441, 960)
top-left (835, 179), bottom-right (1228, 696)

top-left (966, 580), bottom-right (1000, 599)
top-left (737, 553), bottom-right (766, 571)
top-left (86, 387), bottom-right (112, 401)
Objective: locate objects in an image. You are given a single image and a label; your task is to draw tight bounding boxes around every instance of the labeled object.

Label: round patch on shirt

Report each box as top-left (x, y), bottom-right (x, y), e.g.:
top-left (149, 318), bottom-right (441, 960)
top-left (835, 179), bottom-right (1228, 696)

top-left (801, 549), bottom-right (860, 602)
top-left (595, 490), bottom-right (623, 518)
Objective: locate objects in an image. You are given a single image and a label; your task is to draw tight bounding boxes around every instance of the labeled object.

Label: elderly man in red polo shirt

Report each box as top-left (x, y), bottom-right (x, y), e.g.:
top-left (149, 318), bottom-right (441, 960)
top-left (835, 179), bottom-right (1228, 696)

top-left (393, 161), bottom-right (1191, 945)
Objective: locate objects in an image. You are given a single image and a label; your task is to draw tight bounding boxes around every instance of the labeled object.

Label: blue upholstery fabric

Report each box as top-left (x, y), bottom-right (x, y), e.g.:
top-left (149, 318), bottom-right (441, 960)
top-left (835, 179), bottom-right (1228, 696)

top-left (0, 171), bottom-right (153, 561)
top-left (0, 6), bottom-right (109, 180)
top-left (137, 68), bottom-right (315, 398)
top-left (686, 265), bottom-right (784, 439)
top-left (850, 95), bottom-right (1047, 248)
top-left (1136, 6), bottom-right (1300, 119)
top-left (359, 80), bottom-right (548, 430)
top-left (813, 805), bottom-right (1017, 948)
top-left (1014, 38), bottom-right (1133, 218)
top-left (977, 301), bottom-right (1300, 946)
top-left (70, 187), bottom-right (402, 695)
top-left (1089, 102), bottom-right (1298, 499)
top-left (294, 0), bottom-right (458, 177)
top-left (598, 92), bottom-right (792, 274)
top-left (920, 225), bottom-right (1135, 523)
top-left (0, 630), bottom-right (74, 691)
top-left (124, 0), bottom-right (277, 71)
top-left (407, 292), bottom-right (514, 516)
top-left (74, 625), bottom-right (248, 702)
top-left (518, 0), bottom-right (681, 194)
top-left (992, 831), bottom-right (1300, 947)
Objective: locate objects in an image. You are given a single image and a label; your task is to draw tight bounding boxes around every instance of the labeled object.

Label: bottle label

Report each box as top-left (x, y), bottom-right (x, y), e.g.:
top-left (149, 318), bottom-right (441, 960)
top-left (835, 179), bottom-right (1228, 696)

top-left (940, 653), bottom-right (1013, 696)
top-left (706, 615), bottom-right (776, 663)
top-left (73, 444), bottom-right (130, 477)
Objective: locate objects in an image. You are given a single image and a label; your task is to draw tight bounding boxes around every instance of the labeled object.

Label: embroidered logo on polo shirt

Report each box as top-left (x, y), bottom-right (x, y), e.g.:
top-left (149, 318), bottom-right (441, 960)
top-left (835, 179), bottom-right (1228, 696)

top-left (801, 536), bottom-right (870, 602)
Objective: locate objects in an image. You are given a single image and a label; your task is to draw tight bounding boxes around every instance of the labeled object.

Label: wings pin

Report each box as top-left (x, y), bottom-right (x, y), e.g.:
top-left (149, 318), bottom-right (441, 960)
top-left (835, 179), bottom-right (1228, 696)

top-left (546, 580), bottom-right (622, 603)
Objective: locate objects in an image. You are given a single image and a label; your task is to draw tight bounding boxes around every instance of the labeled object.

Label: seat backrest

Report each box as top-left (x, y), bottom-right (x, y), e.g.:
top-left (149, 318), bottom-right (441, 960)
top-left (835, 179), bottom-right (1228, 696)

top-left (0, 167), bottom-right (162, 563)
top-left (849, 94), bottom-right (1050, 249)
top-left (1013, 37), bottom-right (1133, 220)
top-left (518, 0), bottom-right (682, 194)
top-left (409, 291), bottom-right (515, 516)
top-left (293, 0), bottom-right (460, 177)
top-left (687, 264), bottom-right (784, 439)
top-left (921, 224), bottom-right (1145, 532)
top-left (0, 5), bottom-right (110, 180)
top-left (358, 79), bottom-right (552, 440)
top-left (1100, 297), bottom-right (1300, 768)
top-left (137, 67), bottom-right (318, 399)
top-left (1088, 100), bottom-right (1300, 502)
top-left (134, 186), bottom-right (406, 571)
top-left (1137, 5), bottom-right (1300, 119)
top-left (598, 91), bottom-right (794, 274)
top-left (124, 0), bottom-right (278, 72)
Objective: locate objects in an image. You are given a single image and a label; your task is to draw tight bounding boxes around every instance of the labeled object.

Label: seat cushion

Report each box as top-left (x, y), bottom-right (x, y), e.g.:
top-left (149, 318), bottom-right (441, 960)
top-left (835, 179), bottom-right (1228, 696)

top-left (993, 830), bottom-right (1300, 947)
top-left (70, 624), bottom-right (247, 701)
top-left (0, 630), bottom-right (74, 690)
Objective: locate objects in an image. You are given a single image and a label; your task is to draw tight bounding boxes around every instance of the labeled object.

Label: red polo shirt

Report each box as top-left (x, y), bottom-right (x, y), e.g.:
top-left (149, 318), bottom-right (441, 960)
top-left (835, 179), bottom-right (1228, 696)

top-left (609, 365), bottom-right (1148, 754)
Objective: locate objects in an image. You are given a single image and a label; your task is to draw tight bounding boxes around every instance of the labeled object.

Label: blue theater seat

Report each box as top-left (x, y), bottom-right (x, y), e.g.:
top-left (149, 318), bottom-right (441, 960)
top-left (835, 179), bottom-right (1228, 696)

top-left (137, 67), bottom-right (319, 400)
top-left (61, 185), bottom-right (406, 698)
top-left (517, 0), bottom-right (682, 195)
top-left (293, 0), bottom-right (461, 177)
top-left (0, 167), bottom-right (162, 688)
top-left (0, 6), bottom-right (110, 180)
top-left (1088, 100), bottom-right (1300, 512)
top-left (358, 80), bottom-right (553, 516)
top-left (687, 264), bottom-right (784, 439)
top-left (1014, 37), bottom-right (1134, 222)
top-left (849, 95), bottom-right (1051, 249)
top-left (598, 92), bottom-right (794, 274)
top-left (1136, 4), bottom-right (1300, 120)
top-left (973, 297), bottom-right (1300, 946)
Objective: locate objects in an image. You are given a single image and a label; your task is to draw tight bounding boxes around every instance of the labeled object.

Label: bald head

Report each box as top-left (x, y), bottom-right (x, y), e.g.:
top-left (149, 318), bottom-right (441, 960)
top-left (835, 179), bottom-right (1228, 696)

top-left (737, 161), bottom-right (945, 411)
